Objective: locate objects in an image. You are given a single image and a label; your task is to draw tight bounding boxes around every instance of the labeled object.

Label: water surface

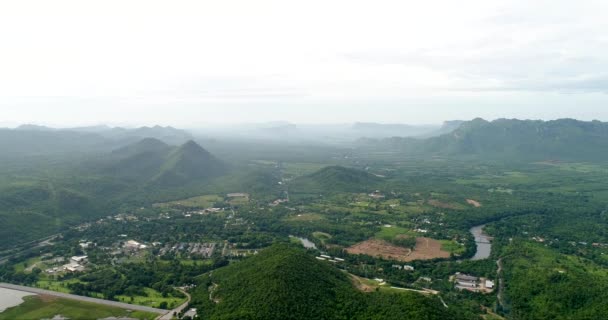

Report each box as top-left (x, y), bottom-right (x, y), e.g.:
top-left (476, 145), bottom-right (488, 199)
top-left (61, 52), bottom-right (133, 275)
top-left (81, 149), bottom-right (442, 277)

top-left (0, 288), bottom-right (36, 312)
top-left (470, 225), bottom-right (492, 260)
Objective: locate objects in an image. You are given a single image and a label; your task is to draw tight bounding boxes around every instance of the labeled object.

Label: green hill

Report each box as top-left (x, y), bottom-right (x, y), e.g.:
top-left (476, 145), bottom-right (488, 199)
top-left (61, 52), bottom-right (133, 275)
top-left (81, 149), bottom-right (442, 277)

top-left (0, 139), bottom-right (228, 249)
top-left (290, 166), bottom-right (382, 196)
top-left (190, 244), bottom-right (455, 320)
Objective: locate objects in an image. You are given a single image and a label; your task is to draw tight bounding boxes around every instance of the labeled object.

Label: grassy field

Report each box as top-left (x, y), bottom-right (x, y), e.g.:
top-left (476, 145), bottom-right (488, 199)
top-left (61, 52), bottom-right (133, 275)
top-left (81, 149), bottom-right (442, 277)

top-left (439, 240), bottom-right (466, 255)
top-left (116, 287), bottom-right (185, 309)
top-left (375, 226), bottom-right (413, 240)
top-left (35, 279), bottom-right (82, 293)
top-left (0, 296), bottom-right (158, 320)
top-left (155, 194), bottom-right (224, 208)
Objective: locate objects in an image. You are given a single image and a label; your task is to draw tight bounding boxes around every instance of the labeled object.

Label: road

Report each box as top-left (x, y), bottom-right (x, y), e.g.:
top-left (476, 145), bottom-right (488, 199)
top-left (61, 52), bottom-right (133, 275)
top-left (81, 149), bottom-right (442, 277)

top-left (497, 258), bottom-right (505, 309)
top-left (158, 288), bottom-right (191, 320)
top-left (0, 283), bottom-right (166, 315)
top-left (0, 234), bottom-right (60, 265)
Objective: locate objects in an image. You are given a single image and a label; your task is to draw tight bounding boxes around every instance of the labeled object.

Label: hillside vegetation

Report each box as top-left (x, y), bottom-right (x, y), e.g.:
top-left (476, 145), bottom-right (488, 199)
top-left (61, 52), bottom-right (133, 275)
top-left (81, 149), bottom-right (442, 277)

top-left (290, 166), bottom-right (382, 197)
top-left (190, 244), bottom-right (456, 320)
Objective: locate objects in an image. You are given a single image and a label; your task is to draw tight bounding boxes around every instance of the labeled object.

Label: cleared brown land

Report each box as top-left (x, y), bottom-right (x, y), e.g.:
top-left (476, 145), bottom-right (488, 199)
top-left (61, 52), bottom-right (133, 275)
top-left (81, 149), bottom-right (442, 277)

top-left (346, 237), bottom-right (450, 262)
top-left (466, 199), bottom-right (482, 207)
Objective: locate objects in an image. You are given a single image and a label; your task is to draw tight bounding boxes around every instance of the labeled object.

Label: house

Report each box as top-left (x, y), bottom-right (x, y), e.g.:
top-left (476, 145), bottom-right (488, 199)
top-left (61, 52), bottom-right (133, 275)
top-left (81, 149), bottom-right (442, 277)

top-left (70, 256), bottom-right (88, 264)
top-left (79, 242), bottom-right (93, 249)
top-left (403, 265), bottom-right (415, 271)
top-left (65, 264), bottom-right (85, 272)
top-left (455, 273), bottom-right (478, 288)
top-left (485, 280), bottom-right (495, 289)
top-left (183, 308), bottom-right (198, 319)
top-left (124, 240), bottom-right (147, 250)
top-left (369, 190), bottom-right (385, 199)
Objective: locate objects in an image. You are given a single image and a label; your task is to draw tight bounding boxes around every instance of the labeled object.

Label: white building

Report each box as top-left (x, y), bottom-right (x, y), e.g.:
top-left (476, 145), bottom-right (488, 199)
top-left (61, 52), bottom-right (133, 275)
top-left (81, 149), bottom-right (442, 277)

top-left (70, 256), bottom-right (88, 264)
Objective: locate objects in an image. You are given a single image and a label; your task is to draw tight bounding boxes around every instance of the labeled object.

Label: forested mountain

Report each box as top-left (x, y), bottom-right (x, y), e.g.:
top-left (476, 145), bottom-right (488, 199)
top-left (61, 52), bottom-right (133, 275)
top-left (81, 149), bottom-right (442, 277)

top-left (0, 139), bottom-right (229, 250)
top-left (359, 118), bottom-right (608, 161)
top-left (151, 140), bottom-right (228, 187)
top-left (190, 244), bottom-right (454, 320)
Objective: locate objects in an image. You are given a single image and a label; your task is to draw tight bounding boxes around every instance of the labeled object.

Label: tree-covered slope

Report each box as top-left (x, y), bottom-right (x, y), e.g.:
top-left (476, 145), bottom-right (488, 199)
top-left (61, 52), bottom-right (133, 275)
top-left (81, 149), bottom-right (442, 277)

top-left (191, 244), bottom-right (455, 320)
top-left (150, 140), bottom-right (228, 187)
top-left (290, 166), bottom-right (382, 196)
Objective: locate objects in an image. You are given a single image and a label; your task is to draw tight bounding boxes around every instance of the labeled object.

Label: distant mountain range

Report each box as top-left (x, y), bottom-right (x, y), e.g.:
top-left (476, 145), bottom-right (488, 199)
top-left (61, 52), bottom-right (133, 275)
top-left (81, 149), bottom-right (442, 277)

top-left (191, 121), bottom-right (456, 143)
top-left (358, 118), bottom-right (608, 161)
top-left (0, 125), bottom-right (193, 159)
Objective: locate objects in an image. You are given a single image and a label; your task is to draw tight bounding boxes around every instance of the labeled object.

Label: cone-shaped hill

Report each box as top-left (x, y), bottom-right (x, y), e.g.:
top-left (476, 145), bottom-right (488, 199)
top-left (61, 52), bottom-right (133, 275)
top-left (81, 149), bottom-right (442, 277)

top-left (151, 140), bottom-right (227, 187)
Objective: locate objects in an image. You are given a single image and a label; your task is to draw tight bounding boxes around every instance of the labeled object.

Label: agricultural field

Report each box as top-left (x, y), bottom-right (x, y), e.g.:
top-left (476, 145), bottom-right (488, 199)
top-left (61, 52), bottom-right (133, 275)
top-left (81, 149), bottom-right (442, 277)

top-left (154, 194), bottom-right (224, 208)
top-left (0, 295), bottom-right (157, 320)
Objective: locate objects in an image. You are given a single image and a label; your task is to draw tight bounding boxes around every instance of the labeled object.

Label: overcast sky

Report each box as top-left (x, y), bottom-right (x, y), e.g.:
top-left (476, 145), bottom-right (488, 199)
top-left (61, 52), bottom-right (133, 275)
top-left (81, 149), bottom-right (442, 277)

top-left (1, 0), bottom-right (608, 127)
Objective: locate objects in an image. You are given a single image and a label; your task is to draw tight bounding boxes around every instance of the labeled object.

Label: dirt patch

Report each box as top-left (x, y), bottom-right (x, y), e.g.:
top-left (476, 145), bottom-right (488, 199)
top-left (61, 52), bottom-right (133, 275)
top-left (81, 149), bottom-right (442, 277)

top-left (427, 199), bottom-right (459, 209)
top-left (346, 237), bottom-right (450, 262)
top-left (466, 199), bottom-right (482, 207)
top-left (346, 239), bottom-right (411, 261)
top-left (349, 274), bottom-right (377, 292)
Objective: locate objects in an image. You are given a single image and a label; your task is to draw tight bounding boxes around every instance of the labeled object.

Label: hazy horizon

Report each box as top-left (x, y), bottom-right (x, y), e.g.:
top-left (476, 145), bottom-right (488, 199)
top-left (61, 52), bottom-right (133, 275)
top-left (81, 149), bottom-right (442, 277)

top-left (2, 1), bottom-right (608, 127)
top-left (3, 110), bottom-right (608, 130)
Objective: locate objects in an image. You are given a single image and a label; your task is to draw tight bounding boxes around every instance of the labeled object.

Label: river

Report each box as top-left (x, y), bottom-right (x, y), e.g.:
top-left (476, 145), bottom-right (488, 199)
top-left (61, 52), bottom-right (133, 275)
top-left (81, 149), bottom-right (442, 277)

top-left (470, 225), bottom-right (492, 260)
top-left (0, 287), bottom-right (36, 312)
top-left (290, 236), bottom-right (317, 249)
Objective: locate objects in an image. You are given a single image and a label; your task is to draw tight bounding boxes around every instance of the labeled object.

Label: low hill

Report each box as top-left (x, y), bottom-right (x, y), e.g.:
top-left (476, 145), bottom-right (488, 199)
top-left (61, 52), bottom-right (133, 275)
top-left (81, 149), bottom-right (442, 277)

top-left (190, 244), bottom-right (454, 320)
top-left (290, 166), bottom-right (382, 196)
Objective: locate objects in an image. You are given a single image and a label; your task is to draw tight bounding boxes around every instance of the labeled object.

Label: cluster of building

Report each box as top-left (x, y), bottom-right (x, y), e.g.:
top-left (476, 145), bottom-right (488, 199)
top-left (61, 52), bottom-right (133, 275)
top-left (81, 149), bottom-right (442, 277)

top-left (46, 256), bottom-right (88, 274)
top-left (392, 264), bottom-right (415, 271)
top-left (158, 242), bottom-right (217, 258)
top-left (453, 273), bottom-right (494, 293)
top-left (368, 190), bottom-right (386, 199)
top-left (316, 254), bottom-right (345, 263)
top-left (123, 240), bottom-right (148, 251)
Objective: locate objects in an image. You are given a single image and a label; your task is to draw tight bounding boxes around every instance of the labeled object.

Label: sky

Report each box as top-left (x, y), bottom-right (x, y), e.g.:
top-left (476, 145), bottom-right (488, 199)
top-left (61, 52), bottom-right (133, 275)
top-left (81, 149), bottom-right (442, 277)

top-left (1, 0), bottom-right (608, 127)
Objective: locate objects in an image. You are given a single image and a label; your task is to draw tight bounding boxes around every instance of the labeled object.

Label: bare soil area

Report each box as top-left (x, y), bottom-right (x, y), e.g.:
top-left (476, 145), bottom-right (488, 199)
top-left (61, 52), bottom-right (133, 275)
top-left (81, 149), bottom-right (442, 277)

top-left (346, 237), bottom-right (450, 261)
top-left (466, 199), bottom-right (482, 207)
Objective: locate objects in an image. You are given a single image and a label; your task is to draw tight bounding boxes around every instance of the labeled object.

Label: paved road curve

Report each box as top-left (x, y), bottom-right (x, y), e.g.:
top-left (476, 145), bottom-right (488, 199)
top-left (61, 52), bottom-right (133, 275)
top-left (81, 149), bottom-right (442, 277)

top-left (0, 283), bottom-right (167, 315)
top-left (158, 288), bottom-right (191, 320)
